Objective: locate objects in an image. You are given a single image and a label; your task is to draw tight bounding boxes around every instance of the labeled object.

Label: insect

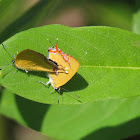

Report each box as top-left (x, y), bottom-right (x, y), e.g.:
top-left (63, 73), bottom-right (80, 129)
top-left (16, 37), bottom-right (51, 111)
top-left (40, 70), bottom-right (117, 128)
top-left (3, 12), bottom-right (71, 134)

top-left (1, 44), bottom-right (67, 74)
top-left (39, 39), bottom-right (80, 103)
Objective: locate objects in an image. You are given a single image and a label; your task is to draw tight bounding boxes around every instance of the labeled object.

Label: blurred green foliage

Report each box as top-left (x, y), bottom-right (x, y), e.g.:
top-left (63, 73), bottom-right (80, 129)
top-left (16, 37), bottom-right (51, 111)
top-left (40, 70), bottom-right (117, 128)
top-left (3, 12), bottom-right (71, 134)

top-left (0, 0), bottom-right (140, 140)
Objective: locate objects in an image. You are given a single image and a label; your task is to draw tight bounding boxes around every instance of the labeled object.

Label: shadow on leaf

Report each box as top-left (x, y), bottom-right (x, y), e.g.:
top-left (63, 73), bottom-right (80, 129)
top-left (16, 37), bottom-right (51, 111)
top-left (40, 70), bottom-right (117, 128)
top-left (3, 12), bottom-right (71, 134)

top-left (82, 116), bottom-right (140, 140)
top-left (15, 95), bottom-right (50, 131)
top-left (63, 72), bottom-right (88, 92)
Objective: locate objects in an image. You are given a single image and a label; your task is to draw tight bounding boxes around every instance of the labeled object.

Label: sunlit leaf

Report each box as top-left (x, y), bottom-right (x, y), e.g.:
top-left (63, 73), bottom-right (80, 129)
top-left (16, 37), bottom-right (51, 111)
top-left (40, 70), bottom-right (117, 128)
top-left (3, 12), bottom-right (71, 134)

top-left (0, 25), bottom-right (140, 104)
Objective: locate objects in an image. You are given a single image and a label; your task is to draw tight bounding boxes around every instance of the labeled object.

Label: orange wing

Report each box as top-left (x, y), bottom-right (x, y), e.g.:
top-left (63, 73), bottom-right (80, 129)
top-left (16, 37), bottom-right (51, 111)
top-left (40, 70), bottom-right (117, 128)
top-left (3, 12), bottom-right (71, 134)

top-left (14, 49), bottom-right (57, 72)
top-left (48, 47), bottom-right (79, 88)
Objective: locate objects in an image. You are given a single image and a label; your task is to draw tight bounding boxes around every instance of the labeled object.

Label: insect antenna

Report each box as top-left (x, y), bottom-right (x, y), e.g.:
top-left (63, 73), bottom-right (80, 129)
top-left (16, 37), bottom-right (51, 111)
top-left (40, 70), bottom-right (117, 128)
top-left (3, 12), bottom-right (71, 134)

top-left (61, 87), bottom-right (80, 98)
top-left (0, 63), bottom-right (13, 70)
top-left (47, 39), bottom-right (54, 47)
top-left (56, 38), bottom-right (58, 47)
top-left (1, 44), bottom-right (15, 72)
top-left (2, 44), bottom-right (14, 59)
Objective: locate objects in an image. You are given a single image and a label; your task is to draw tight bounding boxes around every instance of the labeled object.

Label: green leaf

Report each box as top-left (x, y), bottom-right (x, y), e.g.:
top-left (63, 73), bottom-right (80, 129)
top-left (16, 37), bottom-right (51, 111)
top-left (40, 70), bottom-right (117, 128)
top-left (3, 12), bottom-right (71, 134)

top-left (0, 0), bottom-right (24, 33)
top-left (132, 0), bottom-right (140, 34)
top-left (0, 0), bottom-right (14, 32)
top-left (0, 0), bottom-right (55, 44)
top-left (1, 89), bottom-right (140, 140)
top-left (86, 1), bottom-right (132, 30)
top-left (0, 25), bottom-right (140, 104)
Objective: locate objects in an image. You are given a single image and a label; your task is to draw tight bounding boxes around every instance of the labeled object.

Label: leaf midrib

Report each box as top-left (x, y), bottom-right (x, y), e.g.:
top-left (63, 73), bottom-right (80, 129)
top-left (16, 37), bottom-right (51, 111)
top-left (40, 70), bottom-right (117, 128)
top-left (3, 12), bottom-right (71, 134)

top-left (80, 65), bottom-right (140, 70)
